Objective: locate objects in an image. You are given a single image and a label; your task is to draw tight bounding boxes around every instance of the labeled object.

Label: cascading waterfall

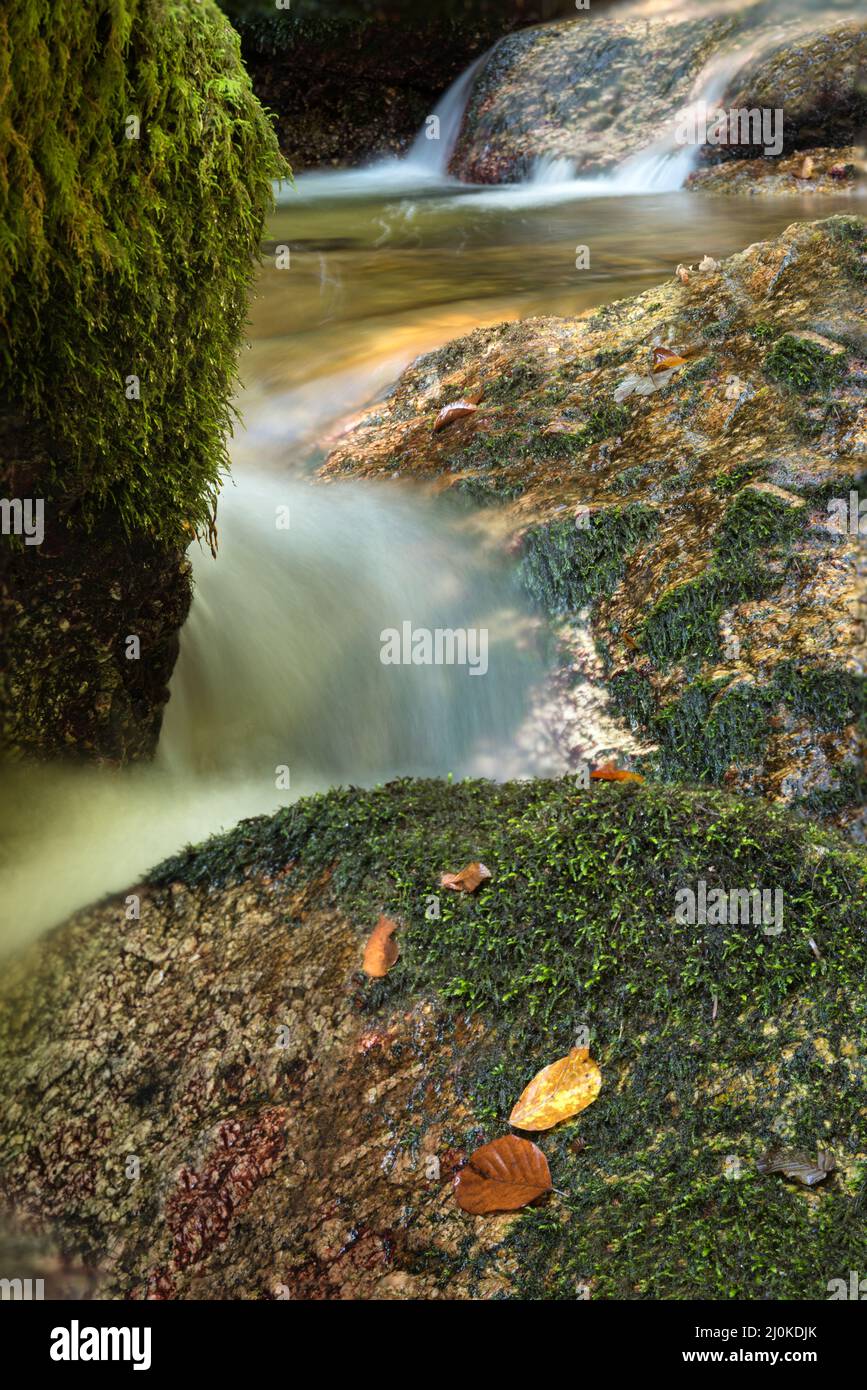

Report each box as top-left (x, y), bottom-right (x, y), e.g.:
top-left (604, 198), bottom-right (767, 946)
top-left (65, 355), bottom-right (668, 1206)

top-left (405, 52), bottom-right (488, 176)
top-left (0, 474), bottom-right (556, 951)
top-left (273, 0), bottom-right (858, 209)
top-left (4, 0), bottom-right (855, 957)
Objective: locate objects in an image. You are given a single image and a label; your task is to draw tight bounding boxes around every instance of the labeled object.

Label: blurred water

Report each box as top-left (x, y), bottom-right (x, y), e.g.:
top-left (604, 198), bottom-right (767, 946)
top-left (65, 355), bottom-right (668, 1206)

top-left (0, 0), bottom-right (861, 950)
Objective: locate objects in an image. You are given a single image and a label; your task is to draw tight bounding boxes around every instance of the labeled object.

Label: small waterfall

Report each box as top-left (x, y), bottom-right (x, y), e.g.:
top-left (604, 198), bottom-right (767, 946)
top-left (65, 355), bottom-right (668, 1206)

top-left (405, 53), bottom-right (487, 176)
top-left (529, 155), bottom-right (578, 186)
top-left (0, 474), bottom-right (554, 950)
top-left (158, 473), bottom-right (548, 783)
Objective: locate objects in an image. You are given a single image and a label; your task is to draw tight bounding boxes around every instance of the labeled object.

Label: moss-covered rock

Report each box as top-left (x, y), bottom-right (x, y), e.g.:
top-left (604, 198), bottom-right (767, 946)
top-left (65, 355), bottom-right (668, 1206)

top-left (1, 777), bottom-right (865, 1298)
top-left (0, 0), bottom-right (284, 759)
top-left (321, 217), bottom-right (867, 836)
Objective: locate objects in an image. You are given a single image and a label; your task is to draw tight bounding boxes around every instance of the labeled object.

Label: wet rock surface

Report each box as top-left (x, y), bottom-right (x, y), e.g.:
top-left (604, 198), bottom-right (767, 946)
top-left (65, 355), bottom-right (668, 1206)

top-left (322, 218), bottom-right (867, 834)
top-left (449, 13), bottom-right (867, 184)
top-left (450, 12), bottom-right (732, 183)
top-left (1, 777), bottom-right (866, 1299)
top-left (686, 146), bottom-right (862, 196)
top-left (0, 413), bottom-right (192, 763)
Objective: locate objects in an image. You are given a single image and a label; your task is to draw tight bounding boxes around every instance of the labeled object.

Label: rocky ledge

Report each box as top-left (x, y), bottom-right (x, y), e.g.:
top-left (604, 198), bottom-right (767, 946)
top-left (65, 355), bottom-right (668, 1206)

top-left (1, 778), bottom-right (866, 1299)
top-left (322, 218), bottom-right (867, 837)
top-left (449, 14), bottom-right (867, 185)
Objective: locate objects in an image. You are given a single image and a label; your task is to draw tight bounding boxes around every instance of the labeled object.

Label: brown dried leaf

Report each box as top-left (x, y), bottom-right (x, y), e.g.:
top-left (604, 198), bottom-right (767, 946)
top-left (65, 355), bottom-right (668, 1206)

top-left (509, 1047), bottom-right (602, 1131)
top-left (440, 861), bottom-right (491, 893)
top-left (433, 401), bottom-right (477, 432)
top-left (454, 1134), bottom-right (552, 1214)
top-left (651, 346), bottom-right (687, 373)
top-left (362, 914), bottom-right (399, 977)
top-left (590, 762), bottom-right (644, 783)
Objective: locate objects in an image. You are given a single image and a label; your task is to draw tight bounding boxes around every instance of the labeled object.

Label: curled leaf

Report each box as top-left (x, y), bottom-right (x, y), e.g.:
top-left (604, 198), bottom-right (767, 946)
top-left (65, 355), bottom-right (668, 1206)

top-left (434, 401), bottom-right (477, 432)
top-left (651, 346), bottom-right (687, 373)
top-left (757, 1148), bottom-right (835, 1187)
top-left (590, 762), bottom-right (644, 784)
top-left (362, 914), bottom-right (399, 977)
top-left (440, 861), bottom-right (491, 894)
top-left (454, 1134), bottom-right (552, 1214)
top-left (509, 1047), bottom-right (602, 1131)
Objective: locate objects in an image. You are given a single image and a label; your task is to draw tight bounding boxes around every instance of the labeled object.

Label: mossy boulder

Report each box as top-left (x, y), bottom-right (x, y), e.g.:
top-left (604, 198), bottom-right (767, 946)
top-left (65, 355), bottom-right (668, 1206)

top-left (0, 0), bottom-right (284, 760)
top-left (449, 12), bottom-right (867, 183)
top-left (322, 217), bottom-right (867, 836)
top-left (1, 777), bottom-right (865, 1299)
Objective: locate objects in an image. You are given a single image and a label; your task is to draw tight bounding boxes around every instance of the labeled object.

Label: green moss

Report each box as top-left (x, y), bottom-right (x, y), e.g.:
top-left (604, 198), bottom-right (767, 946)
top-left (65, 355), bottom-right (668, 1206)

top-left (764, 334), bottom-right (846, 394)
top-left (749, 320), bottom-right (779, 343)
top-left (611, 661), bottom-right (867, 791)
top-left (641, 490), bottom-right (804, 667)
top-left (575, 399), bottom-right (631, 446)
top-left (151, 776), bottom-right (867, 1299)
top-left (0, 0), bottom-right (286, 544)
top-left (825, 214), bottom-right (867, 285)
top-left (710, 460), bottom-right (767, 494)
top-left (679, 353), bottom-right (718, 384)
top-left (518, 503), bottom-right (658, 615)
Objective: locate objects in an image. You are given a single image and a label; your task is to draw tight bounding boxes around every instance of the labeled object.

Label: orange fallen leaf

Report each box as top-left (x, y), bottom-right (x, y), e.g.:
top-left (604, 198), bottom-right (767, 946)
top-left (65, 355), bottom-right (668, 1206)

top-left (454, 1134), bottom-right (551, 1214)
top-left (433, 401), bottom-right (477, 432)
top-left (362, 914), bottom-right (399, 977)
top-left (509, 1046), bottom-right (602, 1131)
top-left (651, 346), bottom-right (687, 373)
top-left (440, 861), bottom-right (491, 893)
top-left (590, 762), bottom-right (644, 783)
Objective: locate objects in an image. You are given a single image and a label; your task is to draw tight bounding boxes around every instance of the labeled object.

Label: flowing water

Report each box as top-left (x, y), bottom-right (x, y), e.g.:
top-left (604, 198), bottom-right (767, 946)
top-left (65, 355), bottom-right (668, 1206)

top-left (1, 1), bottom-right (861, 949)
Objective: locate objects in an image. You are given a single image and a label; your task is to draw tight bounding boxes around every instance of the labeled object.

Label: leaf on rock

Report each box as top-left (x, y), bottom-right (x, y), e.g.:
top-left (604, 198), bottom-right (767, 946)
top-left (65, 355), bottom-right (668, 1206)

top-left (440, 861), bottom-right (491, 893)
top-left (757, 1148), bottom-right (835, 1186)
top-left (454, 1134), bottom-right (552, 1214)
top-left (652, 346), bottom-right (687, 373)
top-left (509, 1046), bottom-right (602, 1131)
top-left (590, 762), bottom-right (644, 783)
top-left (434, 401), bottom-right (477, 432)
top-left (362, 914), bottom-right (399, 977)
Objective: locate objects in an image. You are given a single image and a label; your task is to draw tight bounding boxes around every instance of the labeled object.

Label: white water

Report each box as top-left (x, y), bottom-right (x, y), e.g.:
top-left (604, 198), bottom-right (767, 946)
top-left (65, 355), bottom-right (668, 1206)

top-left (406, 52), bottom-right (488, 176)
top-left (275, 2), bottom-right (858, 214)
top-left (0, 474), bottom-right (557, 951)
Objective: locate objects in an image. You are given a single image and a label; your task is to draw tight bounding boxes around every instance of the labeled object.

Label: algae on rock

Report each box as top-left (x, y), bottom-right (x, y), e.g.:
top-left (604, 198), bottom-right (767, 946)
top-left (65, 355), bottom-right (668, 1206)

top-left (322, 217), bottom-right (867, 837)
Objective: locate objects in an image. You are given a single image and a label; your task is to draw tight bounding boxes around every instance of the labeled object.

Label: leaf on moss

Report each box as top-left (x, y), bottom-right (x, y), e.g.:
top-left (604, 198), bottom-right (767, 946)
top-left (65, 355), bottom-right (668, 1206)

top-left (590, 762), bottom-right (644, 783)
top-left (454, 1134), bottom-right (552, 1214)
top-left (362, 915), bottom-right (399, 977)
top-left (509, 1046), bottom-right (602, 1131)
top-left (440, 861), bottom-right (491, 893)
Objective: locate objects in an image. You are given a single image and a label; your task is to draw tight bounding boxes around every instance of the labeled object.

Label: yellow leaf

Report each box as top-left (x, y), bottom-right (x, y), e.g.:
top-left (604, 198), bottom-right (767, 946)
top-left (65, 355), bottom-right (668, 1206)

top-left (509, 1047), bottom-right (602, 1131)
